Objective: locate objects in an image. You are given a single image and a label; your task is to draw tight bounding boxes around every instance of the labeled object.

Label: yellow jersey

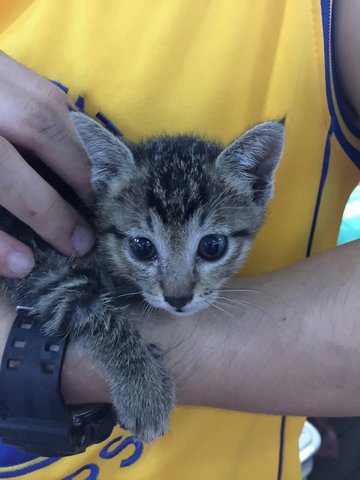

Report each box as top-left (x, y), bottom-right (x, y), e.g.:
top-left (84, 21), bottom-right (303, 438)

top-left (0, 1), bottom-right (358, 479)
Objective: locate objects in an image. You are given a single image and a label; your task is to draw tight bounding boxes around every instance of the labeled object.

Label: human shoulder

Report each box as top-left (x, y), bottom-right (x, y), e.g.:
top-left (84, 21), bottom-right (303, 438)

top-left (333, 0), bottom-right (360, 125)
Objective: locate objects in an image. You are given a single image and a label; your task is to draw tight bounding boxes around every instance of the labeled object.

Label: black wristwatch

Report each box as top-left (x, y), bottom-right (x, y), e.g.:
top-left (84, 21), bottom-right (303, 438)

top-left (0, 307), bottom-right (116, 457)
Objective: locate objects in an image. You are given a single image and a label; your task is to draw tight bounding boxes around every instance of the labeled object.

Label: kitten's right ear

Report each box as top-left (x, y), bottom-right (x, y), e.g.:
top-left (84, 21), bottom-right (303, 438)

top-left (70, 112), bottom-right (135, 194)
top-left (215, 121), bottom-right (285, 204)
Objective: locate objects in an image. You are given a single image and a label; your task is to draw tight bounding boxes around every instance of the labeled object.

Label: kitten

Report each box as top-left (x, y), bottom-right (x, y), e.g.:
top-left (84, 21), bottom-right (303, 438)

top-left (0, 112), bottom-right (284, 442)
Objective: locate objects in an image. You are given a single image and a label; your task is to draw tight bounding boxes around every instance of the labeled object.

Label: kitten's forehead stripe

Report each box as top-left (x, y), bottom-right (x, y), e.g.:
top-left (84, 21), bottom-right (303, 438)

top-left (133, 136), bottom-right (221, 224)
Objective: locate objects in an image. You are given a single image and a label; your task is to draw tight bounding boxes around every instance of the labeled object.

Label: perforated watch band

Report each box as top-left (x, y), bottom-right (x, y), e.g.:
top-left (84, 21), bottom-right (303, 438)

top-left (0, 307), bottom-right (115, 456)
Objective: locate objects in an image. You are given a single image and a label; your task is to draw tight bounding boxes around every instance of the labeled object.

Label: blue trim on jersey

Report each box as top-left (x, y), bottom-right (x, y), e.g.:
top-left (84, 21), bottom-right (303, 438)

top-left (276, 416), bottom-right (286, 480)
top-left (0, 458), bottom-right (59, 478)
top-left (307, 0), bottom-right (360, 257)
top-left (320, 0), bottom-right (360, 168)
top-left (49, 80), bottom-right (69, 94)
top-left (96, 112), bottom-right (123, 137)
top-left (50, 82), bottom-right (123, 137)
top-left (75, 95), bottom-right (85, 112)
top-left (306, 120), bottom-right (334, 257)
top-left (0, 442), bottom-right (38, 468)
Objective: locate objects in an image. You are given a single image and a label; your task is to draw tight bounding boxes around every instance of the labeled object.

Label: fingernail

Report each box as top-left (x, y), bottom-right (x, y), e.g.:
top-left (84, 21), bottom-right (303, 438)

top-left (8, 252), bottom-right (34, 276)
top-left (71, 225), bottom-right (95, 255)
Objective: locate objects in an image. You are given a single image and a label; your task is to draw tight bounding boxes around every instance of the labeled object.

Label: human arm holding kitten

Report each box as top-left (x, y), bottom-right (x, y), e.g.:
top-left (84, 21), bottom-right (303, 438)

top-left (1, 237), bottom-right (360, 417)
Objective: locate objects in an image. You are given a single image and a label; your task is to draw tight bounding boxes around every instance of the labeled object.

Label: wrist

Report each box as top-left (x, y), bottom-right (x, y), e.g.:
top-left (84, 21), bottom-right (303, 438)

top-left (0, 295), bottom-right (110, 405)
top-left (61, 342), bottom-right (111, 404)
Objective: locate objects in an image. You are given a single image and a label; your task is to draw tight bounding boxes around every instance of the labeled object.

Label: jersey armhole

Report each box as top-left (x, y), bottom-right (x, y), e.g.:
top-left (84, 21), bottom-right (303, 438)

top-left (321, 0), bottom-right (360, 168)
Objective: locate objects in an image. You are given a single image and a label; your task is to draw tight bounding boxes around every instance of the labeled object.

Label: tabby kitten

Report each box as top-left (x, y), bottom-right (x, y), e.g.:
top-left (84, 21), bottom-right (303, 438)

top-left (0, 112), bottom-right (284, 442)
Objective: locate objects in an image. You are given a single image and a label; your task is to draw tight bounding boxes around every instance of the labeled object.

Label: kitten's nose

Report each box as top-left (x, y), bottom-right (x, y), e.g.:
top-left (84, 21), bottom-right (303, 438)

top-left (165, 295), bottom-right (193, 310)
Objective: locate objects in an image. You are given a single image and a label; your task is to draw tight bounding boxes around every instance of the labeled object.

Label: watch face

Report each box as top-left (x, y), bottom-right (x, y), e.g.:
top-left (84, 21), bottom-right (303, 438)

top-left (71, 404), bottom-right (105, 424)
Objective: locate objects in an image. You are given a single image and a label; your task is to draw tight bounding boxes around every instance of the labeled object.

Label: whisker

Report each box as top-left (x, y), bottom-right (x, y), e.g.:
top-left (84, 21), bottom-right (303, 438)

top-left (63, 251), bottom-right (77, 266)
top-left (142, 300), bottom-right (154, 322)
top-left (207, 300), bottom-right (234, 319)
top-left (218, 288), bottom-right (263, 294)
top-left (58, 329), bottom-right (71, 344)
top-left (216, 296), bottom-right (268, 315)
top-left (113, 291), bottom-right (143, 300)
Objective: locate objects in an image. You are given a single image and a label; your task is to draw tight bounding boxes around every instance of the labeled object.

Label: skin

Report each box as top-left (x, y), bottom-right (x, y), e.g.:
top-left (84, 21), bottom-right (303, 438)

top-left (334, 0), bottom-right (360, 127)
top-left (0, 51), bottom-right (95, 278)
top-left (1, 1), bottom-right (360, 414)
top-left (2, 239), bottom-right (360, 416)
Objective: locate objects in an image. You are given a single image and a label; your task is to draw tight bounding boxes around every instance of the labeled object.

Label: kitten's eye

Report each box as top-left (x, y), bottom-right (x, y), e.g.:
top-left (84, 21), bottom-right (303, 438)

top-left (198, 235), bottom-right (228, 261)
top-left (129, 237), bottom-right (157, 261)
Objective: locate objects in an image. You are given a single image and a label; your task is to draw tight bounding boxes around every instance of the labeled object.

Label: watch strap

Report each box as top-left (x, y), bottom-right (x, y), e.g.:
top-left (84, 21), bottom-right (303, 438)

top-left (0, 307), bottom-right (115, 456)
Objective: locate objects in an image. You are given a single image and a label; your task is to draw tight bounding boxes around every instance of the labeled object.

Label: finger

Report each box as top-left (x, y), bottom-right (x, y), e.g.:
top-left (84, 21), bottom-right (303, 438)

top-left (0, 230), bottom-right (34, 278)
top-left (0, 76), bottom-right (93, 205)
top-left (0, 137), bottom-right (95, 256)
top-left (0, 50), bottom-right (75, 113)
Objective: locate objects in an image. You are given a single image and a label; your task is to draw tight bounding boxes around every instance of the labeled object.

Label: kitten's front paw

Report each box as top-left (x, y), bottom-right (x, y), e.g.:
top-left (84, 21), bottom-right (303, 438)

top-left (111, 359), bottom-right (175, 442)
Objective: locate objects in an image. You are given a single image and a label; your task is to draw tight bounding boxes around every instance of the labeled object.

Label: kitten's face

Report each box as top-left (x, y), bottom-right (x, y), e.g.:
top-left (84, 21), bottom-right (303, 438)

top-left (71, 113), bottom-right (285, 316)
top-left (98, 169), bottom-right (257, 316)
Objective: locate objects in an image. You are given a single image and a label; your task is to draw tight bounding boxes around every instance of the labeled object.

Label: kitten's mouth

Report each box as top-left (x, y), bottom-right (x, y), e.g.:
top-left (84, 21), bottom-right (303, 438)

top-left (143, 291), bottom-right (219, 317)
top-left (168, 307), bottom-right (193, 317)
top-left (163, 300), bottom-right (211, 317)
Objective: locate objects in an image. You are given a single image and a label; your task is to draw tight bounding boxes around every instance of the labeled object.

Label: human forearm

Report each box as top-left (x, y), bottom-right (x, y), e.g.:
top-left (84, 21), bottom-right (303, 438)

top-left (2, 239), bottom-right (360, 416)
top-left (138, 239), bottom-right (360, 416)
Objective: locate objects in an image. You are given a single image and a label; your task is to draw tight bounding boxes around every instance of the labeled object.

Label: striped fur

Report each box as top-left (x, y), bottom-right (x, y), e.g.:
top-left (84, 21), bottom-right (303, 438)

top-left (0, 113), bottom-right (284, 442)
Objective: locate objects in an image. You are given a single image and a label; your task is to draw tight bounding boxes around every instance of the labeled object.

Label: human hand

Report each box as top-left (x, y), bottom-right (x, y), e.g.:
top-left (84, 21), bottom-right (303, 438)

top-left (0, 51), bottom-right (95, 278)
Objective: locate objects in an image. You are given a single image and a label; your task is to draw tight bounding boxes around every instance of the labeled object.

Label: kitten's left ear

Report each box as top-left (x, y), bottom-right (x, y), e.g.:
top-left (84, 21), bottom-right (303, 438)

top-left (70, 112), bottom-right (136, 194)
top-left (215, 121), bottom-right (285, 204)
